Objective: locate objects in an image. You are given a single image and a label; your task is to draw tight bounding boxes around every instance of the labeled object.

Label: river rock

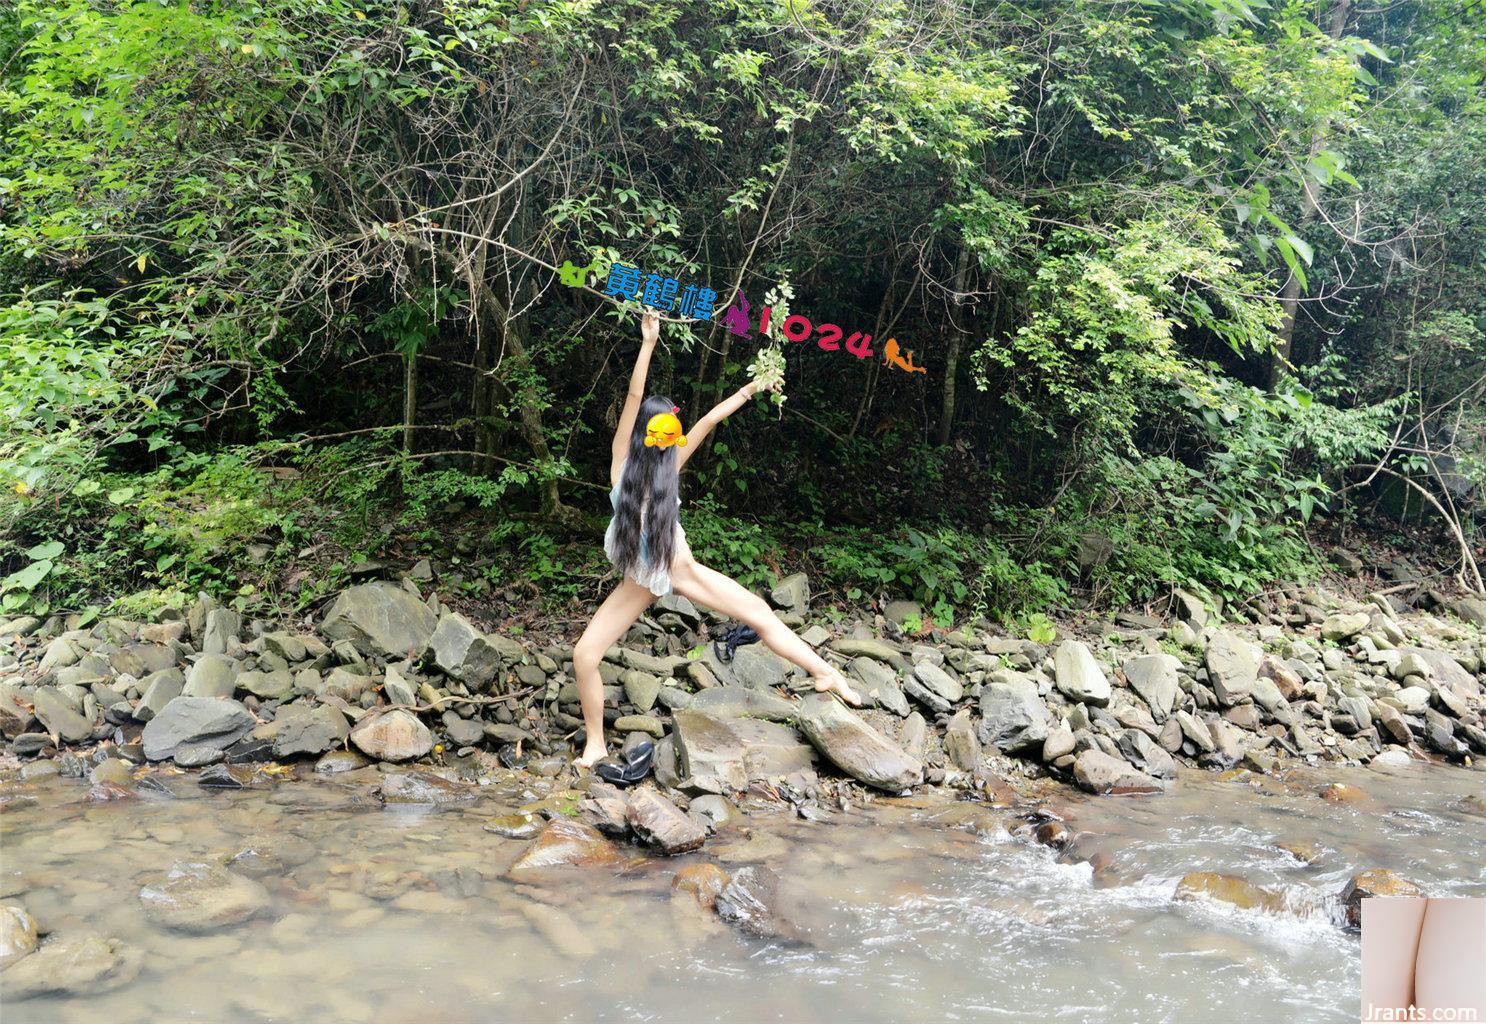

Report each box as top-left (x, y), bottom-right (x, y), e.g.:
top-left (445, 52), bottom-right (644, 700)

top-left (374, 770), bottom-right (478, 805)
top-left (1175, 871), bottom-right (1283, 912)
top-left (0, 683), bottom-right (33, 739)
top-left (672, 709), bottom-right (816, 793)
top-left (270, 703), bottom-right (348, 758)
top-left (139, 861), bottom-right (271, 933)
top-left (689, 686), bottom-right (797, 721)
top-left (1042, 719), bottom-right (1076, 761)
top-left (1400, 647), bottom-right (1479, 696)
top-left (795, 693), bottom-right (922, 792)
top-left (1116, 729), bottom-right (1177, 779)
top-left (0, 932), bottom-right (144, 999)
top-left (715, 866), bottom-right (810, 944)
top-left (200, 607), bottom-right (241, 655)
top-left (182, 654), bottom-right (237, 698)
top-left (31, 686), bottom-right (94, 743)
top-left (1123, 654), bottom-right (1179, 721)
top-left (0, 903), bottom-right (38, 968)
top-left (320, 582), bottom-right (438, 659)
top-left (910, 660), bottom-right (963, 704)
top-left (627, 785), bottom-right (707, 855)
top-left (848, 656), bottom-right (909, 716)
top-left (769, 572), bottom-right (810, 612)
top-left (672, 863), bottom-right (731, 910)
top-left (1071, 749), bottom-right (1165, 795)
top-left (237, 669), bottom-right (294, 700)
top-left (827, 637), bottom-right (904, 665)
top-left (508, 818), bottom-right (626, 880)
top-left (1321, 612), bottom-right (1370, 642)
top-left (943, 709), bottom-right (981, 770)
top-left (1053, 641), bottom-right (1111, 706)
top-left (349, 709), bottom-right (433, 762)
top-left (1206, 631), bottom-right (1261, 707)
top-left (134, 668), bottom-right (185, 721)
top-left (979, 673), bottom-right (1052, 752)
top-left (141, 696), bottom-right (255, 762)
top-left (1339, 869), bottom-right (1423, 928)
top-left (424, 611), bottom-right (503, 688)
top-left (622, 670), bottom-right (663, 712)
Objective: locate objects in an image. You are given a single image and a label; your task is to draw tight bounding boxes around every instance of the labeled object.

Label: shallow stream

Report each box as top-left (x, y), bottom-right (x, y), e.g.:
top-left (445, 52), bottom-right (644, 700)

top-left (2, 758), bottom-right (1482, 1023)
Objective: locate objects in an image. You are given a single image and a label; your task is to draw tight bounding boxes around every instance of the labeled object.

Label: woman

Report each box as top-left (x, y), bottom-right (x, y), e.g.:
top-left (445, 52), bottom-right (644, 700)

top-left (572, 310), bottom-right (862, 767)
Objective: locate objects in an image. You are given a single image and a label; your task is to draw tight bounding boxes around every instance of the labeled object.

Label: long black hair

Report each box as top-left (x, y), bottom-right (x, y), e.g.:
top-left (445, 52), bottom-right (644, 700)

top-left (611, 394), bottom-right (681, 575)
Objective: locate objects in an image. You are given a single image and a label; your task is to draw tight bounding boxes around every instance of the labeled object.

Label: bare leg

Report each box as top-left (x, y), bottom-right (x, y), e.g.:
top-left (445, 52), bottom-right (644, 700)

top-left (572, 577), bottom-right (657, 766)
top-left (670, 557), bottom-right (861, 705)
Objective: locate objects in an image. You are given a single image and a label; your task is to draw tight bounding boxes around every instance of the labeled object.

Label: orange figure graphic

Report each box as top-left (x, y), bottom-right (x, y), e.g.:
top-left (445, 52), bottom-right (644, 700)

top-left (643, 409), bottom-right (688, 448)
top-left (883, 337), bottom-right (927, 374)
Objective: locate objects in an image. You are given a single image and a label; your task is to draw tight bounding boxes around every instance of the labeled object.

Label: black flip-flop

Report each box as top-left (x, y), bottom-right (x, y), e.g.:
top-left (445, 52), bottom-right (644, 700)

top-left (713, 623), bottom-right (761, 664)
top-left (593, 740), bottom-right (656, 787)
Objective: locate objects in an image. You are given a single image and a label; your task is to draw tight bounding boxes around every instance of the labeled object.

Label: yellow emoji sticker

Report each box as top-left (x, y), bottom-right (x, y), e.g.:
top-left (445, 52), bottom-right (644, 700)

top-left (644, 410), bottom-right (687, 448)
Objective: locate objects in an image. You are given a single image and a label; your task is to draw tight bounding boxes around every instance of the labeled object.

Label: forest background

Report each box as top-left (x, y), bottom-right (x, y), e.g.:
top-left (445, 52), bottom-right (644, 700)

top-left (1, 0), bottom-right (1482, 636)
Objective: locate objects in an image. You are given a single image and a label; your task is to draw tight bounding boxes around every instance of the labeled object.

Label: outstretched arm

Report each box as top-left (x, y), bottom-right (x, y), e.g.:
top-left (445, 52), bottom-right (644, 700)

top-left (612, 312), bottom-right (660, 488)
top-left (676, 378), bottom-right (775, 472)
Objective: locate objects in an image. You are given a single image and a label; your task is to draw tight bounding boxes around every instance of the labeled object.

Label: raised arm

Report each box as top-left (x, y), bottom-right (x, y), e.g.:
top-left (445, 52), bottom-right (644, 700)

top-left (611, 312), bottom-right (660, 487)
top-left (676, 378), bottom-right (773, 472)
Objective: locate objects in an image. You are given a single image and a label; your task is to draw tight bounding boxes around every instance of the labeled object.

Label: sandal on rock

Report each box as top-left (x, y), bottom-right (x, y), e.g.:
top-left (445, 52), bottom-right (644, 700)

top-left (713, 623), bottom-right (761, 664)
top-left (593, 740), bottom-right (656, 787)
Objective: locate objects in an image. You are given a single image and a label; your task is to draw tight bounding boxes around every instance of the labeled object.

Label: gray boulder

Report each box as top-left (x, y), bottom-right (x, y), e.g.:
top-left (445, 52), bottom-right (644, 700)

top-left (201, 608), bottom-right (242, 655)
top-left (1206, 631), bottom-right (1261, 707)
top-left (689, 686), bottom-right (797, 721)
top-left (320, 582), bottom-right (438, 659)
top-left (349, 708), bottom-right (433, 762)
top-left (979, 674), bottom-right (1052, 753)
top-left (769, 572), bottom-right (810, 613)
top-left (182, 654), bottom-right (237, 699)
top-left (31, 686), bottom-right (94, 743)
top-left (1053, 641), bottom-right (1111, 706)
top-left (134, 668), bottom-right (185, 722)
top-left (0, 932), bottom-right (143, 998)
top-left (795, 694), bottom-right (922, 792)
top-left (1072, 749), bottom-right (1165, 794)
top-left (1399, 647), bottom-right (1479, 697)
top-left (138, 861), bottom-right (270, 932)
top-left (847, 656), bottom-right (909, 716)
top-left (270, 704), bottom-right (349, 758)
top-left (141, 697), bottom-right (255, 762)
top-left (0, 904), bottom-right (38, 968)
top-left (1122, 654), bottom-right (1180, 721)
top-left (910, 661), bottom-right (963, 704)
top-left (671, 709), bottom-right (816, 793)
top-left (424, 611), bottom-right (503, 688)
top-left (1320, 612), bottom-right (1370, 643)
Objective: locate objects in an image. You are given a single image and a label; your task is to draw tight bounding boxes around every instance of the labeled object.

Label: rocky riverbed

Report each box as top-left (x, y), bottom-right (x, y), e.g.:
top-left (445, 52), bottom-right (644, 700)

top-left (1, 571), bottom-right (1484, 1017)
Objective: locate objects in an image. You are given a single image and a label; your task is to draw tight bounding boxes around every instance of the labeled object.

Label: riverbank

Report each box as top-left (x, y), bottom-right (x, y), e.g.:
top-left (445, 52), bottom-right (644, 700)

top-left (2, 570), bottom-right (1484, 1009)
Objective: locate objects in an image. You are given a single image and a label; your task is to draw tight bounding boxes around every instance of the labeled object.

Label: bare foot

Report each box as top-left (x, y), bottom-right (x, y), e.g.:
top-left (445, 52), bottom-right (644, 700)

top-left (575, 741), bottom-right (608, 769)
top-left (813, 669), bottom-right (863, 707)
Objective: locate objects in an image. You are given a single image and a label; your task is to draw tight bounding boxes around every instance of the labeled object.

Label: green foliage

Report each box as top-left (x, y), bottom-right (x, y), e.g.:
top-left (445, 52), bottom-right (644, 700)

top-left (1, 0), bottom-right (1479, 620)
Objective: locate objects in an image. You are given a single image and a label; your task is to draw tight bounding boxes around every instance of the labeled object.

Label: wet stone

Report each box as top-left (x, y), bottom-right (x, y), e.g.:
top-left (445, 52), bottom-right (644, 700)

top-left (139, 861), bottom-right (272, 933)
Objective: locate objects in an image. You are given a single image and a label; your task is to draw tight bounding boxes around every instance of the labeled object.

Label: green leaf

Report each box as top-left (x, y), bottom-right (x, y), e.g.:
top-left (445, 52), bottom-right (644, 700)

top-left (2, 560), bottom-right (53, 593)
top-left (24, 540), bottom-right (64, 560)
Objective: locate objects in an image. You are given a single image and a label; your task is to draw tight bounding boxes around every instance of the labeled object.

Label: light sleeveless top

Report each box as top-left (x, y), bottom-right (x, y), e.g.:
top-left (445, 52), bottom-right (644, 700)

top-left (603, 466), bottom-right (685, 597)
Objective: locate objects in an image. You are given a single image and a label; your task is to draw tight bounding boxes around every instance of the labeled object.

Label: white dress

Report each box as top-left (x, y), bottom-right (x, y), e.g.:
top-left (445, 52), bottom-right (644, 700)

top-left (603, 477), bottom-right (685, 597)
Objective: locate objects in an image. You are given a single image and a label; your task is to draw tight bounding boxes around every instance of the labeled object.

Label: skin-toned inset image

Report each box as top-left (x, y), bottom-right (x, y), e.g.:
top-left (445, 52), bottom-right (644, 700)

top-left (571, 311), bottom-right (863, 768)
top-left (1361, 897), bottom-right (1486, 1022)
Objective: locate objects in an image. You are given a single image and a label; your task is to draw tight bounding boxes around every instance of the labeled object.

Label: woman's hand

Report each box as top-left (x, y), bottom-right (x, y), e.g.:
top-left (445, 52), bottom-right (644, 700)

top-left (640, 311), bottom-right (660, 348)
top-left (743, 377), bottom-right (780, 398)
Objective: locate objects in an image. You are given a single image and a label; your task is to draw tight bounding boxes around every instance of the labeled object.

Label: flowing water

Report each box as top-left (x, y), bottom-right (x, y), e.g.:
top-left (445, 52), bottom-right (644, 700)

top-left (1, 758), bottom-right (1482, 1024)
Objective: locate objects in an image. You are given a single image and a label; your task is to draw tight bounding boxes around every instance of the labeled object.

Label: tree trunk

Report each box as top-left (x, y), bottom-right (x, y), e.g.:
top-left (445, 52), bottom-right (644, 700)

top-left (937, 247), bottom-right (971, 446)
top-left (1272, 0), bottom-right (1352, 389)
top-left (402, 351), bottom-right (417, 455)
